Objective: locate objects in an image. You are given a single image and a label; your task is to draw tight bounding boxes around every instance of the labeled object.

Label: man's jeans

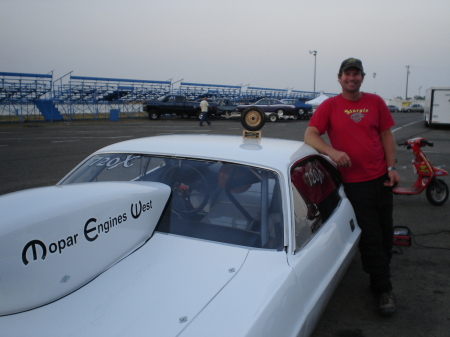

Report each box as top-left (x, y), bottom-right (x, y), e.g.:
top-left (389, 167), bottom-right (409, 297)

top-left (200, 112), bottom-right (210, 125)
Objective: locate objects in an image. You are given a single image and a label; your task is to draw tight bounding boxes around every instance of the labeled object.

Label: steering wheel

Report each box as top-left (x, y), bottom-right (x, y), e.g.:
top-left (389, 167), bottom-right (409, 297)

top-left (161, 164), bottom-right (210, 214)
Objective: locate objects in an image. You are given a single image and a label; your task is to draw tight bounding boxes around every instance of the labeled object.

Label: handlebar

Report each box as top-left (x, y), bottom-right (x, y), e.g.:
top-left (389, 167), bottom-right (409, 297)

top-left (397, 138), bottom-right (434, 148)
top-left (421, 139), bottom-right (434, 147)
top-left (397, 141), bottom-right (411, 150)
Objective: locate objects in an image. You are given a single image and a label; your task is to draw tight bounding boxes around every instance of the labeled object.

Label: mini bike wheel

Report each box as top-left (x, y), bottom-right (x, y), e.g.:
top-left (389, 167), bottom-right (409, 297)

top-left (240, 106), bottom-right (266, 131)
top-left (426, 178), bottom-right (449, 206)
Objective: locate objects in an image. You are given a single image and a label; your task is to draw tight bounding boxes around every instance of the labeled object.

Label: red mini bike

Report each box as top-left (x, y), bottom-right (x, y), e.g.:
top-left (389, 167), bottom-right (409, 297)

top-left (393, 137), bottom-right (449, 205)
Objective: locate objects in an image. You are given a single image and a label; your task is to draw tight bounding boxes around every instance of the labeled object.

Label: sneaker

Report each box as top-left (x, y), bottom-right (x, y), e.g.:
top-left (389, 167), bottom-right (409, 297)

top-left (378, 291), bottom-right (396, 316)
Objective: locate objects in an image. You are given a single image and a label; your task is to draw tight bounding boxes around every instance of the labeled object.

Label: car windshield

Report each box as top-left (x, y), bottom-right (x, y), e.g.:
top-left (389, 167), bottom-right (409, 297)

top-left (60, 154), bottom-right (284, 250)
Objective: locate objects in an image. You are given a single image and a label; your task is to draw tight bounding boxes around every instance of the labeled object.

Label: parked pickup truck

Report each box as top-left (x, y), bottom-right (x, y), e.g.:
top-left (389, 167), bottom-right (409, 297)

top-left (401, 103), bottom-right (424, 113)
top-left (143, 95), bottom-right (218, 120)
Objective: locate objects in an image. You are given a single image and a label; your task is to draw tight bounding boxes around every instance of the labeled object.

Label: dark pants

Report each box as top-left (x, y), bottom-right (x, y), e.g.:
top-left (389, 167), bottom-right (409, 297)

top-left (344, 173), bottom-right (394, 294)
top-left (200, 112), bottom-right (210, 125)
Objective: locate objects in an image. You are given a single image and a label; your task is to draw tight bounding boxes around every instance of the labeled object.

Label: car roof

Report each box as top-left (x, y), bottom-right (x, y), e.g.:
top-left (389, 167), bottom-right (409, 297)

top-left (95, 134), bottom-right (317, 172)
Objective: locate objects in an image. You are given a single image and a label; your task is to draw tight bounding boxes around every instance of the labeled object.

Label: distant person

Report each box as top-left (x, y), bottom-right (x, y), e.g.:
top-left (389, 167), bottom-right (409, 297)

top-left (199, 97), bottom-right (211, 126)
top-left (304, 58), bottom-right (400, 316)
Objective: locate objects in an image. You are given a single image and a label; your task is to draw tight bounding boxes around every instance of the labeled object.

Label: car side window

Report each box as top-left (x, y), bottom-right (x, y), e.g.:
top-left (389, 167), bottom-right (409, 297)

top-left (290, 156), bottom-right (342, 252)
top-left (156, 161), bottom-right (284, 250)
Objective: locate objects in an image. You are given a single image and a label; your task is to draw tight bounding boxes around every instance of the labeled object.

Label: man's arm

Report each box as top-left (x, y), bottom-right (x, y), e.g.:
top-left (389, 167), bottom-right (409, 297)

top-left (380, 128), bottom-right (400, 186)
top-left (304, 126), bottom-right (352, 168)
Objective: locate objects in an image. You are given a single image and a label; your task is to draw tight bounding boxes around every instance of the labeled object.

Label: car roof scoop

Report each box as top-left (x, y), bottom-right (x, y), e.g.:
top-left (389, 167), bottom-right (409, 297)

top-left (0, 181), bottom-right (170, 316)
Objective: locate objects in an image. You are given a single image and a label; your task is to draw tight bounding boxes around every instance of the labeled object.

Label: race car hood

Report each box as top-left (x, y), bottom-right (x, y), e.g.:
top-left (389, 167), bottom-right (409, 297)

top-left (0, 181), bottom-right (171, 316)
top-left (1, 233), bottom-right (250, 337)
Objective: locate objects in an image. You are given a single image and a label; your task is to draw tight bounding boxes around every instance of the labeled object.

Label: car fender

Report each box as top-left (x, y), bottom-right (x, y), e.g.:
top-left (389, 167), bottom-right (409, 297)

top-left (180, 250), bottom-right (305, 337)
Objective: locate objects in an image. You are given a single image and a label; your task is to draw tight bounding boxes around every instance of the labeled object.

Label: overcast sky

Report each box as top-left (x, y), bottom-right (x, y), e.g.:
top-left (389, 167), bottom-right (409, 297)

top-left (1, 0), bottom-right (449, 99)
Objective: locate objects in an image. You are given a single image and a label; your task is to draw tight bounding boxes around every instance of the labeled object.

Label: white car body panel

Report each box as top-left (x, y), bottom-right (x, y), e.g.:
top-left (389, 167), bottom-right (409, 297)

top-left (1, 134), bottom-right (361, 337)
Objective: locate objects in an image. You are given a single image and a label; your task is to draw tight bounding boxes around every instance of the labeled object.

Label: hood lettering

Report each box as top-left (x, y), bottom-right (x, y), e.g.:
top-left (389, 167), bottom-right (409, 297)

top-left (22, 234), bottom-right (79, 265)
top-left (21, 198), bottom-right (153, 265)
top-left (22, 240), bottom-right (47, 265)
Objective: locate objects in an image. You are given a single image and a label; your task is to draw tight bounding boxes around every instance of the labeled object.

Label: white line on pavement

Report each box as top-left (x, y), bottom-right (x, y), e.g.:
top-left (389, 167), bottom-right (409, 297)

top-left (392, 119), bottom-right (422, 133)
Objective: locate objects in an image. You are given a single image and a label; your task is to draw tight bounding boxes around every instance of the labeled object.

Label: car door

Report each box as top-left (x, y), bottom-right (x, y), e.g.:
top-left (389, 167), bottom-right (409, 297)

top-left (173, 95), bottom-right (187, 114)
top-left (286, 156), bottom-right (360, 335)
top-left (256, 99), bottom-right (270, 112)
top-left (266, 99), bottom-right (278, 113)
top-left (159, 95), bottom-right (177, 114)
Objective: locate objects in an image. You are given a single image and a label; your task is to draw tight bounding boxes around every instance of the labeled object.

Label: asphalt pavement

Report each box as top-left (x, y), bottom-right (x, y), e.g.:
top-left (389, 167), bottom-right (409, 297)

top-left (1, 114), bottom-right (449, 337)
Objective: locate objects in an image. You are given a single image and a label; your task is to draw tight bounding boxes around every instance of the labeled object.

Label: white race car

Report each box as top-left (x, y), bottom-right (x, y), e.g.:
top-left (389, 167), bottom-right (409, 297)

top-left (0, 134), bottom-right (360, 337)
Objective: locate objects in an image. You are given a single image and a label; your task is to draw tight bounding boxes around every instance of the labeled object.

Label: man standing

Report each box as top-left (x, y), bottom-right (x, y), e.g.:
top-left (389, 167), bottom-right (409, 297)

top-left (199, 97), bottom-right (211, 126)
top-left (304, 58), bottom-right (400, 316)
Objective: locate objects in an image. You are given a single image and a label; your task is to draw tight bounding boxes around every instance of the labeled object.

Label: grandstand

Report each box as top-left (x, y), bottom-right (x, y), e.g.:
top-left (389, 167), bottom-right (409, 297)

top-left (243, 86), bottom-right (289, 103)
top-left (53, 75), bottom-right (172, 120)
top-left (1, 71), bottom-right (332, 122)
top-left (179, 82), bottom-right (242, 100)
top-left (0, 72), bottom-right (54, 122)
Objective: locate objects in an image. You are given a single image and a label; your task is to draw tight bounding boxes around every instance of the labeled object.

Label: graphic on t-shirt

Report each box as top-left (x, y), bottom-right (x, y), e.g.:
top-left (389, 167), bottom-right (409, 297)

top-left (344, 108), bottom-right (368, 123)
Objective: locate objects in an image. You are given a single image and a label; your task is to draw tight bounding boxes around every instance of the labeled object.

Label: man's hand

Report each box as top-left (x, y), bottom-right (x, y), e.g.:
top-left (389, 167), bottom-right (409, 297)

top-left (384, 170), bottom-right (400, 188)
top-left (305, 126), bottom-right (352, 167)
top-left (329, 149), bottom-right (352, 168)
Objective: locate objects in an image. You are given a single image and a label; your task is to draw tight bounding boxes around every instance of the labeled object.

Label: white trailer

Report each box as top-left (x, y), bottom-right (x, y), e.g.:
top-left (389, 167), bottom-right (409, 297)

top-left (424, 87), bottom-right (450, 126)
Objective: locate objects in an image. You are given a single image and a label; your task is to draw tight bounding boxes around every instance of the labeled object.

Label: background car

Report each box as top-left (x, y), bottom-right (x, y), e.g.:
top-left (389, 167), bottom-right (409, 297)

top-left (236, 98), bottom-right (298, 121)
top-left (401, 103), bottom-right (424, 113)
top-left (281, 99), bottom-right (313, 119)
top-left (1, 134), bottom-right (360, 337)
top-left (387, 105), bottom-right (400, 112)
top-left (214, 98), bottom-right (239, 119)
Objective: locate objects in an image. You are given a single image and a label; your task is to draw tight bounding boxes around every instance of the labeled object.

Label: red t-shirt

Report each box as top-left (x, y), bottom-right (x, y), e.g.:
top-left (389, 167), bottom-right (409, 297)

top-left (308, 93), bottom-right (395, 183)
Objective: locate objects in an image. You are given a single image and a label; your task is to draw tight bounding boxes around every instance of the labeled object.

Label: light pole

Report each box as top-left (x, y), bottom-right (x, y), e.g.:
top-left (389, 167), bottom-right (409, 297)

top-left (405, 65), bottom-right (410, 100)
top-left (309, 50), bottom-right (317, 96)
top-left (171, 78), bottom-right (183, 94)
top-left (373, 72), bottom-right (376, 94)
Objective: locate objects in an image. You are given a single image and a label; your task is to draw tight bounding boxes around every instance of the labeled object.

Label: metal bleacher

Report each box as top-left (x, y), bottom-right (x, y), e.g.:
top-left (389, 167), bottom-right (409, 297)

top-left (0, 72), bottom-right (54, 122)
top-left (242, 87), bottom-right (289, 103)
top-left (291, 90), bottom-right (315, 102)
top-left (1, 70), bottom-right (334, 122)
top-left (179, 82), bottom-right (242, 101)
top-left (53, 75), bottom-right (172, 120)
